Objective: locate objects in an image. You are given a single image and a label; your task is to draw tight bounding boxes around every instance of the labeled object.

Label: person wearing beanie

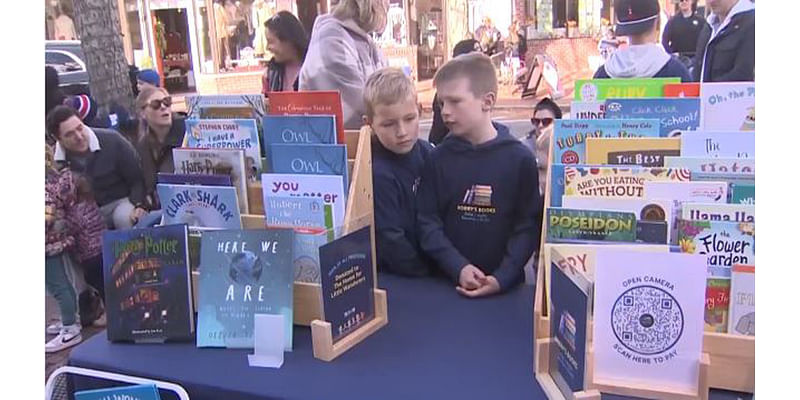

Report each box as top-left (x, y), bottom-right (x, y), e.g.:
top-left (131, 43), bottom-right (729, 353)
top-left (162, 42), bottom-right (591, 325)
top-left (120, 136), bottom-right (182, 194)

top-left (137, 69), bottom-right (161, 92)
top-left (428, 39), bottom-right (482, 145)
top-left (594, 0), bottom-right (691, 81)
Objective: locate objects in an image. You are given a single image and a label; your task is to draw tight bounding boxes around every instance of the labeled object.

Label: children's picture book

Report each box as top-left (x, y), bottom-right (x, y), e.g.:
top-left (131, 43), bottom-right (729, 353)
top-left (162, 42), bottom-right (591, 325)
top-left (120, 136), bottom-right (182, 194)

top-left (262, 115), bottom-right (337, 151)
top-left (593, 250), bottom-right (706, 393)
top-left (319, 225), bottom-right (375, 343)
top-left (549, 247), bottom-right (592, 396)
top-left (690, 172), bottom-right (755, 189)
top-left (184, 119), bottom-right (262, 177)
top-left (680, 132), bottom-right (754, 159)
top-left (268, 144), bottom-right (349, 195)
top-left (268, 91), bottom-right (344, 144)
top-left (75, 384), bottom-right (161, 400)
top-left (705, 271), bottom-right (731, 333)
top-left (292, 228), bottom-right (327, 284)
top-left (172, 148), bottom-right (250, 214)
top-left (563, 166), bottom-right (691, 199)
top-left (663, 83), bottom-right (700, 98)
top-left (570, 101), bottom-right (605, 119)
top-left (644, 181), bottom-right (729, 204)
top-left (547, 208), bottom-right (637, 243)
top-left (157, 183), bottom-right (242, 229)
top-left (677, 219), bottom-right (755, 268)
top-left (574, 77), bottom-right (680, 101)
top-left (196, 229), bottom-right (294, 350)
top-left (727, 264), bottom-right (755, 336)
top-left (562, 196), bottom-right (672, 243)
top-left (157, 173), bottom-right (233, 187)
top-left (604, 98), bottom-right (701, 137)
top-left (730, 183), bottom-right (755, 205)
top-left (102, 224), bottom-right (193, 343)
top-left (264, 196), bottom-right (333, 231)
top-left (585, 137), bottom-right (681, 167)
top-left (186, 94), bottom-right (266, 124)
top-left (682, 203), bottom-right (755, 223)
top-left (664, 157), bottom-right (754, 174)
top-left (700, 82), bottom-right (755, 131)
top-left (552, 119), bottom-right (660, 164)
top-left (261, 173), bottom-right (346, 229)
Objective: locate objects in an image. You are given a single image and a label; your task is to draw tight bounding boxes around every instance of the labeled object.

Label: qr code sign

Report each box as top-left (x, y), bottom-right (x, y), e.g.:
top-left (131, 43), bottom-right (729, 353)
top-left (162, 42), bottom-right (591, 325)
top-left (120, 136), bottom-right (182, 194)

top-left (611, 285), bottom-right (684, 355)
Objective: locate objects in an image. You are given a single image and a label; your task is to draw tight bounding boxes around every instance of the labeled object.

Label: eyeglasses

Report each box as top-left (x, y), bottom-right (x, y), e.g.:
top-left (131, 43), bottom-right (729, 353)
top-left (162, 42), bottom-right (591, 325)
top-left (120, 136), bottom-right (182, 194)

top-left (147, 97), bottom-right (172, 110)
top-left (531, 117), bottom-right (554, 128)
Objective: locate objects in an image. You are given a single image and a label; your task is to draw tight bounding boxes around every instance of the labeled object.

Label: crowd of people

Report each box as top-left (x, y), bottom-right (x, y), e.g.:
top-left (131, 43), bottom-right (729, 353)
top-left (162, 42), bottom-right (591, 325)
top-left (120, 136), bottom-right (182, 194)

top-left (44, 0), bottom-right (755, 353)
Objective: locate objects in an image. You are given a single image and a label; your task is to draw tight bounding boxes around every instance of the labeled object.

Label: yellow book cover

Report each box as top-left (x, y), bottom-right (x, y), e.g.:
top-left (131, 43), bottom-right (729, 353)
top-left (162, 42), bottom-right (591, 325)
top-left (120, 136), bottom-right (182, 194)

top-left (585, 137), bottom-right (681, 166)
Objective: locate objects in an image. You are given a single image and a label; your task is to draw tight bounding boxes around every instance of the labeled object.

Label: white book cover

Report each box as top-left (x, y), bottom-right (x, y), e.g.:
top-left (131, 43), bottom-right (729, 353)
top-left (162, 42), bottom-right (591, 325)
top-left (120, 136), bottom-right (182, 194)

top-left (663, 156), bottom-right (755, 174)
top-left (680, 132), bottom-right (754, 159)
top-left (261, 173), bottom-right (345, 230)
top-left (727, 264), bottom-right (755, 336)
top-left (172, 148), bottom-right (249, 214)
top-left (562, 196), bottom-right (674, 239)
top-left (700, 82), bottom-right (755, 131)
top-left (644, 181), bottom-right (728, 204)
top-left (682, 203), bottom-right (755, 223)
top-left (593, 250), bottom-right (706, 393)
top-left (570, 101), bottom-right (605, 119)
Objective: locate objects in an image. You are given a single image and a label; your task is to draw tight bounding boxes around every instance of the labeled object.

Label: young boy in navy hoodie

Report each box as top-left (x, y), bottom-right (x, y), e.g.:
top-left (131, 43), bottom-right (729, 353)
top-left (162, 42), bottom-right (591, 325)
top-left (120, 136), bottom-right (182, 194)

top-left (417, 53), bottom-right (542, 298)
top-left (365, 67), bottom-right (434, 277)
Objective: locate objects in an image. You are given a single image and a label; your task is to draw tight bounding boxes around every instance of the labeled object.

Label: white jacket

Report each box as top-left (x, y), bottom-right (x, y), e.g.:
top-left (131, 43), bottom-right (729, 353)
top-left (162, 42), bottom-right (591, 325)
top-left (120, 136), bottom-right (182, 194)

top-left (299, 14), bottom-right (387, 130)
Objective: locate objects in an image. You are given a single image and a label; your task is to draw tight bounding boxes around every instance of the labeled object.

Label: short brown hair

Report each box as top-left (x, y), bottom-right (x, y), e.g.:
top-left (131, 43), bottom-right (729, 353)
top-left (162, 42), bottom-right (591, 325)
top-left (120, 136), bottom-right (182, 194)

top-left (433, 52), bottom-right (498, 97)
top-left (363, 67), bottom-right (417, 118)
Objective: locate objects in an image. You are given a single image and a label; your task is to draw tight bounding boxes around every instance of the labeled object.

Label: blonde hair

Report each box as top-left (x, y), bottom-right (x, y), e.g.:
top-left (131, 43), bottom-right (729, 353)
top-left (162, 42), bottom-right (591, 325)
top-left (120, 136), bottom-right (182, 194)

top-left (333, 0), bottom-right (388, 33)
top-left (135, 86), bottom-right (170, 140)
top-left (363, 67), bottom-right (417, 118)
top-left (433, 52), bottom-right (498, 97)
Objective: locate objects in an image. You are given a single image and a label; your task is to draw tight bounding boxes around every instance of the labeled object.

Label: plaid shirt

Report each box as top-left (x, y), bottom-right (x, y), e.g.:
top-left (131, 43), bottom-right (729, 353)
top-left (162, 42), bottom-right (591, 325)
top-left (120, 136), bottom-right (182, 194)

top-left (45, 169), bottom-right (105, 261)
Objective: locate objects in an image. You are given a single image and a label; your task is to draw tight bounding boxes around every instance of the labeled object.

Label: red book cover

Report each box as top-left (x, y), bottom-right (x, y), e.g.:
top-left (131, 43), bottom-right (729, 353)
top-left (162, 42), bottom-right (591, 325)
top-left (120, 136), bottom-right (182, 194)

top-left (663, 83), bottom-right (700, 98)
top-left (267, 91), bottom-right (345, 144)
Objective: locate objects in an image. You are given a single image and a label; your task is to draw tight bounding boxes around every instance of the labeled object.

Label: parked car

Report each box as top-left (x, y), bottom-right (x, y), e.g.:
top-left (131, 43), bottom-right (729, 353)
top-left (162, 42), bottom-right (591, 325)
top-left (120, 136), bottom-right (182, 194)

top-left (45, 40), bottom-right (90, 95)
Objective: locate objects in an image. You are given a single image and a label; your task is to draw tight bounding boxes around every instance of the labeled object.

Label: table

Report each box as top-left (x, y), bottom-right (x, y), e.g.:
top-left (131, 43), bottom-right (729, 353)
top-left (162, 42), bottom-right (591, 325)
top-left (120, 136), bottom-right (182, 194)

top-left (69, 274), bottom-right (752, 400)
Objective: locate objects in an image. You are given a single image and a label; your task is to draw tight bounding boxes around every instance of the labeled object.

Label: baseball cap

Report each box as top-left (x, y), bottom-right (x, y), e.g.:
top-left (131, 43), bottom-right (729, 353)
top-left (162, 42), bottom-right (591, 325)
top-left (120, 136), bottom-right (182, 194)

top-left (614, 0), bottom-right (660, 36)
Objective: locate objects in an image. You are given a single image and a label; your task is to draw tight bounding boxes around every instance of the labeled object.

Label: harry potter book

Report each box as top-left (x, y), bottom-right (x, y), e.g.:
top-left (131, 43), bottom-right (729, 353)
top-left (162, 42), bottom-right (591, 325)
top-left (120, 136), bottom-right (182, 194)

top-left (172, 148), bottom-right (250, 213)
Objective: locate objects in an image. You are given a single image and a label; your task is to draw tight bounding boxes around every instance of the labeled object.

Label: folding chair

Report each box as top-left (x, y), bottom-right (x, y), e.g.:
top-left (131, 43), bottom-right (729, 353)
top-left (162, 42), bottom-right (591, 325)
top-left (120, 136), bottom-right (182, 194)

top-left (45, 366), bottom-right (190, 400)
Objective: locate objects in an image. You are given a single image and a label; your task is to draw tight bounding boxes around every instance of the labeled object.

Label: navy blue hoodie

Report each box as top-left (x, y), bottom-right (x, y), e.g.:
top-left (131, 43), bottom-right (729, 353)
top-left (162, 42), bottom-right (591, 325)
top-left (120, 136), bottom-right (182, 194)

top-left (372, 135), bottom-right (434, 277)
top-left (416, 123), bottom-right (542, 290)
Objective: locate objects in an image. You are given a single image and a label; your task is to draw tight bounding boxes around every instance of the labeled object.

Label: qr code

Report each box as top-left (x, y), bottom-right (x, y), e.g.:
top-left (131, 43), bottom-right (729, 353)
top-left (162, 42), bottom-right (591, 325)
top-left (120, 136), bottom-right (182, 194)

top-left (611, 285), bottom-right (684, 355)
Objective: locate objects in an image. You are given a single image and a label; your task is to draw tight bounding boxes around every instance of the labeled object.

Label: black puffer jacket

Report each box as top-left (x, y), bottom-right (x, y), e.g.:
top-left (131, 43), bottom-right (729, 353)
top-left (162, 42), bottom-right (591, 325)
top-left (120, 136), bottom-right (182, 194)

top-left (693, 9), bottom-right (755, 82)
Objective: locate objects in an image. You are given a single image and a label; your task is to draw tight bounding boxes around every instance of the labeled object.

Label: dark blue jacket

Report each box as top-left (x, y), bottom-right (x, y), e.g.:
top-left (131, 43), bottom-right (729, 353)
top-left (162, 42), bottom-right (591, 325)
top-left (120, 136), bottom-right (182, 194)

top-left (372, 136), bottom-right (434, 277)
top-left (416, 123), bottom-right (542, 290)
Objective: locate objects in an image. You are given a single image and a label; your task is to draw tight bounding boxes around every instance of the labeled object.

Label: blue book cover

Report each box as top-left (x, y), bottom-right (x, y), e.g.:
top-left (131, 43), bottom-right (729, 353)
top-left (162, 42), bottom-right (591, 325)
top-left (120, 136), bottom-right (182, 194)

top-left (293, 228), bottom-right (328, 284)
top-left (157, 183), bottom-right (242, 229)
top-left (552, 119), bottom-right (659, 164)
top-left (102, 224), bottom-right (193, 342)
top-left (604, 98), bottom-right (701, 137)
top-left (184, 119), bottom-right (262, 176)
top-left (264, 196), bottom-right (333, 231)
top-left (75, 384), bottom-right (161, 400)
top-left (157, 173), bottom-right (233, 187)
top-left (268, 143), bottom-right (349, 195)
top-left (197, 229), bottom-right (295, 350)
top-left (549, 249), bottom-right (591, 395)
top-left (319, 225), bottom-right (375, 343)
top-left (263, 115), bottom-right (337, 151)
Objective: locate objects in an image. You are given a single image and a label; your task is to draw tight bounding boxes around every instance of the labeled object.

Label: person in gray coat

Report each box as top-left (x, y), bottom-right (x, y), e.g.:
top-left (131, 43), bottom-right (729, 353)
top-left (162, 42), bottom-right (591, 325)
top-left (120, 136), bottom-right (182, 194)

top-left (299, 0), bottom-right (389, 130)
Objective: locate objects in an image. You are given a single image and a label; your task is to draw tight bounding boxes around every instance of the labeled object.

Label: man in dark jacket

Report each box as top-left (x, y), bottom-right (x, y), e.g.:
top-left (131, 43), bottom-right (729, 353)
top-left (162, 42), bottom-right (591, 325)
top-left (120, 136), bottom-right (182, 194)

top-left (662, 0), bottom-right (707, 57)
top-left (693, 0), bottom-right (755, 82)
top-left (47, 105), bottom-right (147, 230)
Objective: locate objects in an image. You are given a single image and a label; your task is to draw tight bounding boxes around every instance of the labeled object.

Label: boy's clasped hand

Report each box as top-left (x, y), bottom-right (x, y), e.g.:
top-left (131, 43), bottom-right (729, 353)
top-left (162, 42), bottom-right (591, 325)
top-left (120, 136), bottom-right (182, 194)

top-left (456, 264), bottom-right (500, 298)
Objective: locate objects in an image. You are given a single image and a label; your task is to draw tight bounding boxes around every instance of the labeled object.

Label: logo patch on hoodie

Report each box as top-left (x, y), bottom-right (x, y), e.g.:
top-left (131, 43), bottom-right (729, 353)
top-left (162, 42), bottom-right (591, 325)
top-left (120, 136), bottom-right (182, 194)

top-left (457, 184), bottom-right (496, 222)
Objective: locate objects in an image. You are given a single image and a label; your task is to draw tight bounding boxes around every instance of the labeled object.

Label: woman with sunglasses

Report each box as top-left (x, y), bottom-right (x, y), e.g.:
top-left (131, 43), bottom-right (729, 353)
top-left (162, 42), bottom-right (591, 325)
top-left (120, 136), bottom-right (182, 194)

top-left (134, 86), bottom-right (186, 211)
top-left (261, 11), bottom-right (309, 97)
top-left (523, 97), bottom-right (562, 196)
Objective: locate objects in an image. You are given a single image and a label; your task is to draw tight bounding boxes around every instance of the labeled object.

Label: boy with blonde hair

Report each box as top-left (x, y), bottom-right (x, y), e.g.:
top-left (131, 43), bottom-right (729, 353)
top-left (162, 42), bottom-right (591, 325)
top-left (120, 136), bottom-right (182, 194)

top-left (417, 53), bottom-right (542, 297)
top-left (364, 67), bottom-right (434, 276)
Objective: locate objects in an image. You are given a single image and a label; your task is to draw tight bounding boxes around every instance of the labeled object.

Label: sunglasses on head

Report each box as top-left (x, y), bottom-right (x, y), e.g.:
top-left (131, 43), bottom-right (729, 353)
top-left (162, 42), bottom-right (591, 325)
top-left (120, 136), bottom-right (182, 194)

top-left (147, 97), bottom-right (172, 110)
top-left (531, 117), bottom-right (554, 128)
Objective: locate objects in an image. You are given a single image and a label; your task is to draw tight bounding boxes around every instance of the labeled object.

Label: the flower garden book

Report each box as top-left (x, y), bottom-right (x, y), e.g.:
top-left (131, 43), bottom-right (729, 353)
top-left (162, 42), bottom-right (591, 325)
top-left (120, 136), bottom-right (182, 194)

top-left (268, 91), bottom-right (344, 144)
top-left (197, 228), bottom-right (295, 350)
top-left (172, 148), bottom-right (250, 213)
top-left (184, 119), bottom-right (262, 176)
top-left (552, 119), bottom-right (659, 164)
top-left (574, 77), bottom-right (680, 101)
top-left (585, 137), bottom-right (681, 167)
top-left (676, 219), bottom-right (755, 268)
top-left (102, 224), bottom-right (193, 343)
top-left (75, 384), bottom-right (161, 400)
top-left (603, 98), bottom-right (701, 137)
top-left (156, 183), bottom-right (242, 230)
top-left (682, 203), bottom-right (755, 224)
top-left (700, 82), bottom-right (755, 131)
top-left (664, 157), bottom-right (754, 174)
top-left (563, 166), bottom-right (691, 199)
top-left (261, 173), bottom-right (346, 230)
top-left (727, 264), bottom-right (755, 336)
top-left (268, 144), bottom-right (349, 195)
top-left (263, 115), bottom-right (337, 151)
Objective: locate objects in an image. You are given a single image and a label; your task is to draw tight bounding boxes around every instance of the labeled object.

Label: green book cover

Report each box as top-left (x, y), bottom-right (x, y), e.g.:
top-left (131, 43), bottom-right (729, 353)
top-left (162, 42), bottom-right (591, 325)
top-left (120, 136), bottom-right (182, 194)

top-left (730, 183), bottom-right (755, 205)
top-left (574, 78), bottom-right (680, 101)
top-left (547, 208), bottom-right (637, 243)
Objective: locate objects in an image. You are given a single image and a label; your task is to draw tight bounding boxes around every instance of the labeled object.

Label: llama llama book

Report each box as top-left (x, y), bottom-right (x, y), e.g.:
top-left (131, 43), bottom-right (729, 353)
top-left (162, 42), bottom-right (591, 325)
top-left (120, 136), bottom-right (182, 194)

top-left (682, 203), bottom-right (755, 223)
top-left (603, 98), bottom-right (701, 137)
top-left (196, 229), bottom-right (295, 350)
top-left (102, 224), bottom-right (193, 343)
top-left (184, 119), bottom-right (262, 177)
top-left (157, 183), bottom-right (242, 229)
top-left (172, 148), bottom-right (250, 213)
top-left (727, 264), bottom-right (755, 336)
top-left (552, 119), bottom-right (660, 164)
top-left (677, 220), bottom-right (755, 268)
top-left (585, 137), bottom-right (681, 167)
top-left (700, 82), bottom-right (755, 131)
top-left (268, 144), bottom-right (349, 195)
top-left (268, 91), bottom-right (344, 144)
